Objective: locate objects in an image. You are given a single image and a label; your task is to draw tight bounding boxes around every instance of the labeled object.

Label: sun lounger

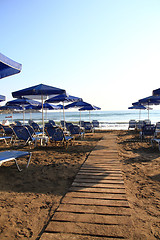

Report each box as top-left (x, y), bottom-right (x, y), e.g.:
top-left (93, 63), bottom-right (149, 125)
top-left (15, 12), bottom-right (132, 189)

top-left (0, 124), bottom-right (14, 145)
top-left (140, 124), bottom-right (156, 140)
top-left (84, 122), bottom-right (94, 133)
top-left (154, 122), bottom-right (160, 137)
top-left (128, 120), bottom-right (136, 130)
top-left (12, 125), bottom-right (42, 147)
top-left (45, 125), bottom-right (73, 148)
top-left (0, 150), bottom-right (32, 171)
top-left (92, 120), bottom-right (100, 128)
top-left (68, 124), bottom-right (85, 139)
top-left (30, 121), bottom-right (43, 133)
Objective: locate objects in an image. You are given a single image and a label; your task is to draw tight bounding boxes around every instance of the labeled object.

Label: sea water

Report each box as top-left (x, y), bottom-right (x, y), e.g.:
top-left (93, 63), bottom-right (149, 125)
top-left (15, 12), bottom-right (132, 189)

top-left (1, 110), bottom-right (160, 130)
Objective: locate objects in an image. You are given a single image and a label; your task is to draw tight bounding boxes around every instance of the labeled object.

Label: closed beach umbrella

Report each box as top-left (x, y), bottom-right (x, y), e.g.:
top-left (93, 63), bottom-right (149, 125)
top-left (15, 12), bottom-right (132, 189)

top-left (12, 84), bottom-right (66, 135)
top-left (0, 53), bottom-right (22, 79)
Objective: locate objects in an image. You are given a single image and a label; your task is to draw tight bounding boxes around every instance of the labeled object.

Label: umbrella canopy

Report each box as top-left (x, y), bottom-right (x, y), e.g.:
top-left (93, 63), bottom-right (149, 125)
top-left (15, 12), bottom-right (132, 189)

top-left (46, 93), bottom-right (82, 103)
top-left (153, 88), bottom-right (160, 96)
top-left (6, 97), bottom-right (41, 107)
top-left (138, 95), bottom-right (160, 105)
top-left (12, 84), bottom-right (66, 100)
top-left (0, 95), bottom-right (5, 102)
top-left (12, 84), bottom-right (66, 135)
top-left (0, 53), bottom-right (22, 79)
top-left (43, 102), bottom-right (63, 110)
top-left (65, 101), bottom-right (91, 109)
top-left (79, 105), bottom-right (101, 111)
top-left (128, 104), bottom-right (146, 110)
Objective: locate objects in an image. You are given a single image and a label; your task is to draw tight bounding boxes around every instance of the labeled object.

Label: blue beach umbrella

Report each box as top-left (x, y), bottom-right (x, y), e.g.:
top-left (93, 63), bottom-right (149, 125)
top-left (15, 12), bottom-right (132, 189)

top-left (0, 53), bottom-right (22, 79)
top-left (46, 93), bottom-right (83, 128)
top-left (65, 101), bottom-right (100, 125)
top-left (128, 103), bottom-right (146, 120)
top-left (65, 101), bottom-right (91, 109)
top-left (138, 95), bottom-right (160, 119)
top-left (79, 104), bottom-right (101, 122)
top-left (6, 98), bottom-right (41, 124)
top-left (12, 84), bottom-right (66, 135)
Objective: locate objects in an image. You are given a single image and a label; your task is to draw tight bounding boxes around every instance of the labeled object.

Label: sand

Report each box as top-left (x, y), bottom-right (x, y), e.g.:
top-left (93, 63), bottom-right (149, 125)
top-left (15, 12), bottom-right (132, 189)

top-left (117, 130), bottom-right (160, 239)
top-left (0, 130), bottom-right (159, 239)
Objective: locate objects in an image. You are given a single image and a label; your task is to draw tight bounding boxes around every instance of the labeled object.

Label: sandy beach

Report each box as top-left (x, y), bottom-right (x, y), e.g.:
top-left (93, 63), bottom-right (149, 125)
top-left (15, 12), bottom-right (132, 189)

top-left (0, 130), bottom-right (159, 239)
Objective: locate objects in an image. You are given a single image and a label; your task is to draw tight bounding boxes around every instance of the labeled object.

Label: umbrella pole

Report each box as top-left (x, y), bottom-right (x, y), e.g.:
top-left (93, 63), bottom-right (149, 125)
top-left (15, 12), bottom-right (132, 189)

top-left (80, 111), bottom-right (81, 127)
top-left (41, 95), bottom-right (44, 136)
top-left (63, 102), bottom-right (66, 130)
top-left (23, 105), bottom-right (25, 124)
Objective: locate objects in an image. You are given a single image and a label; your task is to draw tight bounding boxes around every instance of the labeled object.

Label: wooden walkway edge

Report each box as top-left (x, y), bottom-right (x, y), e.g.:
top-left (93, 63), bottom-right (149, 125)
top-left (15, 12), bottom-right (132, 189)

top-left (40, 133), bottom-right (134, 240)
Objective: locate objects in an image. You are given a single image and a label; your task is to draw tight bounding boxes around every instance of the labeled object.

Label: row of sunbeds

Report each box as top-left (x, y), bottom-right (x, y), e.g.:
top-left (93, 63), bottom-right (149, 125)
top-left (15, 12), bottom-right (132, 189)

top-left (128, 119), bottom-right (160, 151)
top-left (0, 119), bottom-right (100, 171)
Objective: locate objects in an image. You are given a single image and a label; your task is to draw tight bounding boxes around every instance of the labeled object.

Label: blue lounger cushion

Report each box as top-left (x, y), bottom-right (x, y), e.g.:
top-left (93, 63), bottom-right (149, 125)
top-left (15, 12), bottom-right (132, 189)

top-left (0, 150), bottom-right (32, 171)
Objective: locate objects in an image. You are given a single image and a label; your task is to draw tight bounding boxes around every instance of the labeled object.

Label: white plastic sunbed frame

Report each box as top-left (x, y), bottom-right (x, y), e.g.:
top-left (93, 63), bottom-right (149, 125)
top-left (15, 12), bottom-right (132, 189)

top-left (0, 151), bottom-right (32, 171)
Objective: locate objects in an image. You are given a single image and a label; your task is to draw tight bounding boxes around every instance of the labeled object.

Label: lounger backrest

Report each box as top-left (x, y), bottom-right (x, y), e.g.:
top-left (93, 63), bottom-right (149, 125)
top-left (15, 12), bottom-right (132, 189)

top-left (66, 122), bottom-right (73, 131)
top-left (68, 124), bottom-right (80, 134)
top-left (2, 125), bottom-right (13, 135)
top-left (46, 126), bottom-right (64, 141)
top-left (84, 122), bottom-right (92, 129)
top-left (92, 120), bottom-right (99, 127)
top-left (31, 122), bottom-right (40, 131)
top-left (12, 126), bottom-right (32, 142)
top-left (156, 122), bottom-right (160, 129)
top-left (142, 124), bottom-right (155, 136)
top-left (25, 125), bottom-right (35, 136)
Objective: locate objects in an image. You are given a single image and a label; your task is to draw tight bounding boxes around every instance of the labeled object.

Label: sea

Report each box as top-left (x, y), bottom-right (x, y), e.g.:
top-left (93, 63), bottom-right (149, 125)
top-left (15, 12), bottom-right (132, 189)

top-left (1, 109), bottom-right (160, 130)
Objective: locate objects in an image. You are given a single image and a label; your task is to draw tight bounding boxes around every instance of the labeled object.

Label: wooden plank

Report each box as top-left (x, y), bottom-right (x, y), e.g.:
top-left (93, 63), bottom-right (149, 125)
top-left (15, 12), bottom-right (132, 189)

top-left (52, 212), bottom-right (132, 225)
top-left (40, 232), bottom-right (124, 240)
top-left (69, 187), bottom-right (126, 194)
top-left (75, 175), bottom-right (123, 180)
top-left (61, 197), bottom-right (129, 207)
top-left (65, 192), bottom-right (127, 200)
top-left (45, 221), bottom-right (132, 238)
top-left (57, 204), bottom-right (131, 216)
top-left (72, 182), bottom-right (125, 189)
top-left (74, 179), bottom-right (124, 184)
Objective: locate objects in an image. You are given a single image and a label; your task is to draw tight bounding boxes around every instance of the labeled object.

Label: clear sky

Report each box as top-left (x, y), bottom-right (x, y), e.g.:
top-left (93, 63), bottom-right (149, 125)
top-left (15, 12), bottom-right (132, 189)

top-left (1, 0), bottom-right (160, 110)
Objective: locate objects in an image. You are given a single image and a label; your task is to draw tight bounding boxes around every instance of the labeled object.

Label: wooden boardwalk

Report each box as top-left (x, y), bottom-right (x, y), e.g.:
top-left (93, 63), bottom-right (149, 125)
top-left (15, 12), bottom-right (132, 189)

top-left (40, 134), bottom-right (133, 239)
